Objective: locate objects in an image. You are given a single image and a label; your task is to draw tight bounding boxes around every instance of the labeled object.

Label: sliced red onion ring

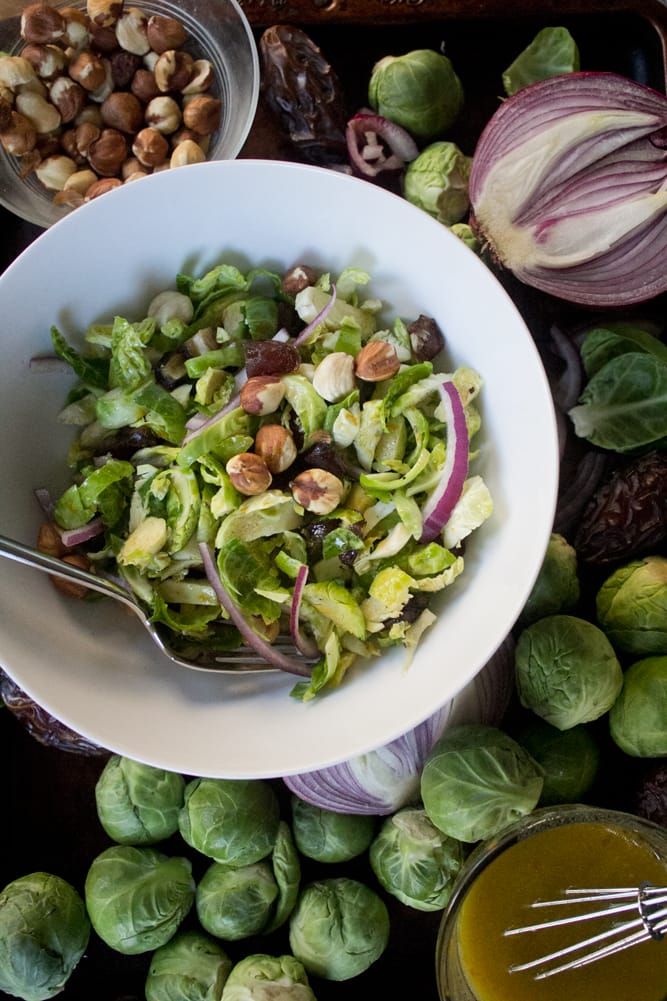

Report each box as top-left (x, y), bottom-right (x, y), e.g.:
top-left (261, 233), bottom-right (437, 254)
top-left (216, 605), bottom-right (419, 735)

top-left (60, 518), bottom-right (104, 548)
top-left (420, 380), bottom-right (469, 544)
top-left (293, 284), bottom-right (337, 347)
top-left (346, 112), bottom-right (418, 179)
top-left (289, 565), bottom-right (320, 658)
top-left (199, 542), bottom-right (312, 677)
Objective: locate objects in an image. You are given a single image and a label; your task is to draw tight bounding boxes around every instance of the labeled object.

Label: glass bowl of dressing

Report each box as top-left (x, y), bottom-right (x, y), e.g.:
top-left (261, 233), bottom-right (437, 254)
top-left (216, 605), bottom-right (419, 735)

top-left (436, 804), bottom-right (667, 1001)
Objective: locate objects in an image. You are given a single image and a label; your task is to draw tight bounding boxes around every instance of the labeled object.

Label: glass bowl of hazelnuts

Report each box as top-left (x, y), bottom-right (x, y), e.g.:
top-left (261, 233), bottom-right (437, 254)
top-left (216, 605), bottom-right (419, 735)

top-left (0, 0), bottom-right (259, 227)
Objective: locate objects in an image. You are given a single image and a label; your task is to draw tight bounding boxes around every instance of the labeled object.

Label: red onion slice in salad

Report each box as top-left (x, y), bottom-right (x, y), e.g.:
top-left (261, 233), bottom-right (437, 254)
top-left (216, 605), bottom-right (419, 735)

top-left (419, 380), bottom-right (469, 544)
top-left (290, 565), bottom-right (320, 658)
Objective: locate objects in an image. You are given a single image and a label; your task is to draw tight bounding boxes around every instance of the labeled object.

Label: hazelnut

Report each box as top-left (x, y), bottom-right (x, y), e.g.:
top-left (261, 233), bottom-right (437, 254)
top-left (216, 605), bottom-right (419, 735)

top-left (88, 21), bottom-right (118, 52)
top-left (89, 58), bottom-right (114, 102)
top-left (132, 125), bottom-right (167, 166)
top-left (100, 90), bottom-right (142, 132)
top-left (59, 126), bottom-right (86, 163)
top-left (239, 375), bottom-right (286, 416)
top-left (74, 102), bottom-right (103, 127)
top-left (226, 452), bottom-right (272, 496)
top-left (130, 67), bottom-right (158, 103)
top-left (85, 175), bottom-right (122, 198)
top-left (281, 265), bottom-right (318, 297)
top-left (120, 153), bottom-right (142, 177)
top-left (0, 95), bottom-right (13, 132)
top-left (182, 59), bottom-right (215, 96)
top-left (146, 14), bottom-right (187, 54)
top-left (0, 56), bottom-right (38, 90)
top-left (51, 552), bottom-right (91, 599)
top-left (354, 340), bottom-right (401, 382)
top-left (53, 186), bottom-right (85, 208)
top-left (63, 166), bottom-right (97, 194)
top-left (123, 167), bottom-right (148, 182)
top-left (34, 152), bottom-right (77, 189)
top-left (110, 49), bottom-right (141, 88)
top-left (182, 93), bottom-right (221, 136)
top-left (59, 6), bottom-right (90, 48)
top-left (21, 42), bottom-right (67, 80)
top-left (34, 130), bottom-right (60, 158)
top-left (114, 6), bottom-right (149, 55)
top-left (0, 110), bottom-right (37, 154)
top-left (87, 126), bottom-right (127, 174)
top-left (20, 3), bottom-right (66, 44)
top-left (15, 89), bottom-right (61, 132)
top-left (312, 352), bottom-right (356, 403)
top-left (254, 424), bottom-right (298, 474)
top-left (169, 137), bottom-right (205, 167)
top-left (290, 468), bottom-right (345, 515)
top-left (69, 50), bottom-right (107, 91)
top-left (144, 94), bottom-right (181, 134)
top-left (73, 119), bottom-right (100, 156)
top-left (37, 521), bottom-right (66, 558)
top-left (154, 49), bottom-right (193, 93)
top-left (87, 0), bottom-right (124, 28)
top-left (49, 75), bottom-right (86, 123)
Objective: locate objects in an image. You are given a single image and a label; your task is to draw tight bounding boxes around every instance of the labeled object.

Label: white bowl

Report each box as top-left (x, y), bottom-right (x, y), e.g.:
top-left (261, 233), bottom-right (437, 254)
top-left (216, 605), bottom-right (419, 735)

top-left (0, 159), bottom-right (558, 778)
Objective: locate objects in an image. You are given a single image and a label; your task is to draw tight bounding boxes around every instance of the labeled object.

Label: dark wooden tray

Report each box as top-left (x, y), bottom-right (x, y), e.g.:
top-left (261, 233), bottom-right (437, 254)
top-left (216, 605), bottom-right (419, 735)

top-left (1, 4), bottom-right (666, 1000)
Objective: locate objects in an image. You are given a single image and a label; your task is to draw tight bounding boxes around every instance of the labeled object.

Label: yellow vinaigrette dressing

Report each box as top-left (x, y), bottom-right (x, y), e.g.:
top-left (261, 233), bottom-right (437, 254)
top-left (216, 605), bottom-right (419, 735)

top-left (456, 822), bottom-right (667, 1001)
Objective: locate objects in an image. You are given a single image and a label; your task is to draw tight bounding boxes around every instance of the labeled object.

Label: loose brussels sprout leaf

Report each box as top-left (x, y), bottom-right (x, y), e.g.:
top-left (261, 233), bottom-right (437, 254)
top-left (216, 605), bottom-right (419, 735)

top-left (263, 821), bottom-right (301, 935)
top-left (609, 656), bottom-right (667, 757)
top-left (0, 872), bottom-right (90, 1001)
top-left (441, 475), bottom-right (493, 550)
top-left (84, 845), bottom-right (195, 955)
top-left (368, 48), bottom-right (464, 140)
top-left (596, 556), bottom-right (667, 656)
top-left (178, 778), bottom-right (280, 866)
top-left (404, 141), bottom-right (472, 225)
top-left (515, 615), bottom-right (623, 730)
top-left (95, 755), bottom-right (186, 845)
top-left (502, 26), bottom-right (580, 96)
top-left (196, 862), bottom-right (278, 941)
top-left (369, 807), bottom-right (463, 911)
top-left (519, 532), bottom-right (580, 625)
top-left (420, 724), bottom-right (543, 843)
top-left (290, 796), bottom-right (376, 863)
top-left (221, 954), bottom-right (316, 1001)
top-left (145, 929), bottom-right (232, 1001)
top-left (516, 719), bottom-right (600, 805)
top-left (289, 878), bottom-right (389, 981)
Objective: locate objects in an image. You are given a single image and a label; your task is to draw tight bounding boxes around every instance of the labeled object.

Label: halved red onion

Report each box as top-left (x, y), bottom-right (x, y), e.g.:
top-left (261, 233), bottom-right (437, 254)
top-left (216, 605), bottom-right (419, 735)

top-left (469, 72), bottom-right (667, 306)
top-left (289, 565), bottom-right (320, 658)
top-left (420, 380), bottom-right (469, 544)
top-left (199, 542), bottom-right (312, 676)
top-left (346, 112), bottom-right (419, 179)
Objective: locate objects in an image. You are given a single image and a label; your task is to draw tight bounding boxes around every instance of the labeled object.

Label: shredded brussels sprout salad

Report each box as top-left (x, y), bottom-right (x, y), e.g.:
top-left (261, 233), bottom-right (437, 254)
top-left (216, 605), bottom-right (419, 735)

top-left (46, 261), bottom-right (493, 700)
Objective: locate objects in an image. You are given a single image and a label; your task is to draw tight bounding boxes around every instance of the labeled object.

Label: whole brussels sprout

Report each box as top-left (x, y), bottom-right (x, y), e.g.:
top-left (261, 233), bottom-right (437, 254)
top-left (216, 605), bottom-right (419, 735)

top-left (196, 861), bottom-right (279, 941)
top-left (516, 719), bottom-right (600, 805)
top-left (221, 954), bottom-right (317, 1001)
top-left (368, 48), bottom-right (464, 141)
top-left (515, 615), bottom-right (623, 730)
top-left (596, 556), bottom-right (667, 656)
top-left (179, 778), bottom-right (280, 866)
top-left (420, 724), bottom-right (543, 843)
top-left (145, 930), bottom-right (232, 1001)
top-left (85, 845), bottom-right (195, 954)
top-left (369, 807), bottom-right (463, 911)
top-left (289, 878), bottom-right (390, 981)
top-left (0, 872), bottom-right (90, 1001)
top-left (519, 532), bottom-right (580, 625)
top-left (404, 142), bottom-right (471, 226)
top-left (609, 656), bottom-right (667, 757)
top-left (95, 754), bottom-right (185, 845)
top-left (290, 796), bottom-right (375, 863)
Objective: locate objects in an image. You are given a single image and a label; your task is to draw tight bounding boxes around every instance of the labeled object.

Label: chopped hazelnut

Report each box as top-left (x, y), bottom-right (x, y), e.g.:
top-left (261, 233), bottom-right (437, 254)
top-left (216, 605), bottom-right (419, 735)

top-left (354, 340), bottom-right (401, 382)
top-left (254, 424), bottom-right (298, 474)
top-left (290, 468), bottom-right (345, 515)
top-left (226, 452), bottom-right (272, 496)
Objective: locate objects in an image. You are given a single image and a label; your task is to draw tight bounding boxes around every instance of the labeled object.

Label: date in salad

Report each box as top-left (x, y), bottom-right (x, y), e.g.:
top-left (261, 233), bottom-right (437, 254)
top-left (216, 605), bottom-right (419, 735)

top-left (41, 261), bottom-right (492, 700)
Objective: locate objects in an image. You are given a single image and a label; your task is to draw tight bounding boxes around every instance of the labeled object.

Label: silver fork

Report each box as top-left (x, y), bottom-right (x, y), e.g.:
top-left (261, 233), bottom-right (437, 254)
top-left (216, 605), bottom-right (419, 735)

top-left (0, 533), bottom-right (314, 676)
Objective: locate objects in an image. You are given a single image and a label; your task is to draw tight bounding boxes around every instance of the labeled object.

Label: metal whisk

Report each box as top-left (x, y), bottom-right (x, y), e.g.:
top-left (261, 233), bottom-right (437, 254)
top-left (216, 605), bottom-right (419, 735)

top-left (505, 882), bottom-right (667, 980)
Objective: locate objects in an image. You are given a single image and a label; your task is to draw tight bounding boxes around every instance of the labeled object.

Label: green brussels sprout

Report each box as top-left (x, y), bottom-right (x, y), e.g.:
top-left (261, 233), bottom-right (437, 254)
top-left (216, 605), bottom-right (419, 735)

top-left (404, 141), bottom-right (471, 226)
top-left (596, 556), bottom-right (667, 656)
top-left (196, 861), bottom-right (279, 941)
top-left (515, 615), bottom-right (624, 730)
top-left (516, 719), bottom-right (600, 805)
top-left (520, 532), bottom-right (580, 625)
top-left (420, 724), bottom-right (543, 843)
top-left (145, 930), bottom-right (232, 1001)
top-left (221, 954), bottom-right (317, 1001)
top-left (95, 754), bottom-right (185, 845)
top-left (502, 26), bottom-right (580, 96)
top-left (289, 878), bottom-right (390, 981)
top-left (368, 49), bottom-right (464, 141)
top-left (178, 778), bottom-right (280, 866)
top-left (609, 656), bottom-right (667, 757)
top-left (369, 807), bottom-right (464, 911)
top-left (290, 796), bottom-right (376, 863)
top-left (0, 872), bottom-right (90, 1001)
top-left (84, 845), bottom-right (195, 954)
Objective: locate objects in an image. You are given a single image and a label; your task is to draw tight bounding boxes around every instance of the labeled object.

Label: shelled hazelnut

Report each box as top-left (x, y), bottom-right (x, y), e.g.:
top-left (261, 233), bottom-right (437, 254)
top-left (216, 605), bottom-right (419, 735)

top-left (0, 1), bottom-right (224, 211)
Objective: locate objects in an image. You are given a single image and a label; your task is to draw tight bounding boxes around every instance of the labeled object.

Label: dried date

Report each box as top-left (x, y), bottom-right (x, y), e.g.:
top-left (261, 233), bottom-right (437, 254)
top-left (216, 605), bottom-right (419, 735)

top-left (259, 25), bottom-right (349, 166)
top-left (244, 339), bottom-right (300, 377)
top-left (574, 450), bottom-right (667, 564)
